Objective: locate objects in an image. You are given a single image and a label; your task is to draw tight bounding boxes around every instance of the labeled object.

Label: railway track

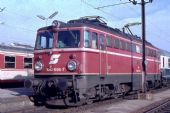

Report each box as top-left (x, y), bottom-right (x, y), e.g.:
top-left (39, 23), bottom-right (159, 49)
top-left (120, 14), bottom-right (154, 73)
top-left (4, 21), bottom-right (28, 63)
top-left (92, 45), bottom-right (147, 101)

top-left (144, 99), bottom-right (170, 113)
top-left (5, 86), bottom-right (170, 113)
top-left (5, 91), bottom-right (138, 113)
top-left (6, 95), bottom-right (127, 113)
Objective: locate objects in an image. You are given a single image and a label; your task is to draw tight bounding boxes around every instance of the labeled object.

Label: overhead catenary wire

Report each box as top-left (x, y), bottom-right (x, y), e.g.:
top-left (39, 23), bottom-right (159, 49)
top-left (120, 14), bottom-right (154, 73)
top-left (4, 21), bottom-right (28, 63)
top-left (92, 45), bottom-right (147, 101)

top-left (0, 23), bottom-right (35, 32)
top-left (124, 5), bottom-right (170, 44)
top-left (81, 0), bottom-right (123, 20)
top-left (126, 3), bottom-right (170, 49)
top-left (81, 0), bottom-right (142, 30)
top-left (0, 8), bottom-right (44, 33)
top-left (84, 0), bottom-right (170, 46)
top-left (81, 0), bottom-right (170, 51)
top-left (0, 7), bottom-right (48, 30)
top-left (5, 10), bottom-right (38, 21)
top-left (95, 1), bottom-right (131, 9)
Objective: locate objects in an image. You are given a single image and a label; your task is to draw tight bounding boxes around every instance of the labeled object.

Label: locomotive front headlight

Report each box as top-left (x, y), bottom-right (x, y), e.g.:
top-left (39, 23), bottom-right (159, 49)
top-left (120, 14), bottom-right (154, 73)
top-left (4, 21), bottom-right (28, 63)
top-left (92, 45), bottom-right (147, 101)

top-left (67, 60), bottom-right (77, 72)
top-left (35, 61), bottom-right (43, 71)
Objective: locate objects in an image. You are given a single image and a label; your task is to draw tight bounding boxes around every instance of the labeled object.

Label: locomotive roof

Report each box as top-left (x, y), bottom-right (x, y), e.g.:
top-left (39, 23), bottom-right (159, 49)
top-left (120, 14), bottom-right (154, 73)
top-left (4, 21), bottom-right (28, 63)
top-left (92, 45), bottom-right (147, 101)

top-left (38, 16), bottom-right (157, 49)
top-left (0, 44), bottom-right (34, 54)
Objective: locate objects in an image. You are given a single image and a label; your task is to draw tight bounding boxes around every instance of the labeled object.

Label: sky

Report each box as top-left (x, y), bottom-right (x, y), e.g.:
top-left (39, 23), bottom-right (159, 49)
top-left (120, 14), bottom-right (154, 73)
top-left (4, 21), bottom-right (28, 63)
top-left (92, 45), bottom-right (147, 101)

top-left (0, 0), bottom-right (170, 51)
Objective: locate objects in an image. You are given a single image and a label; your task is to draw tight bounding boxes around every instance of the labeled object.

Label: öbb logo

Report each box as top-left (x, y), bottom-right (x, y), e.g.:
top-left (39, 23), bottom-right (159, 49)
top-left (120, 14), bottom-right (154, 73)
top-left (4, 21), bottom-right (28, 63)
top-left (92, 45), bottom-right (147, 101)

top-left (49, 54), bottom-right (61, 64)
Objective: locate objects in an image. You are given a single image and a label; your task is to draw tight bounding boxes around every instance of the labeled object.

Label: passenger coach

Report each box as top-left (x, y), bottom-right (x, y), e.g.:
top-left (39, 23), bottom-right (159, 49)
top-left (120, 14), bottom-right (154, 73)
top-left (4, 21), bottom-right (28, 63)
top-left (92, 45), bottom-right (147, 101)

top-left (160, 50), bottom-right (170, 86)
top-left (25, 16), bottom-right (160, 106)
top-left (0, 43), bottom-right (34, 85)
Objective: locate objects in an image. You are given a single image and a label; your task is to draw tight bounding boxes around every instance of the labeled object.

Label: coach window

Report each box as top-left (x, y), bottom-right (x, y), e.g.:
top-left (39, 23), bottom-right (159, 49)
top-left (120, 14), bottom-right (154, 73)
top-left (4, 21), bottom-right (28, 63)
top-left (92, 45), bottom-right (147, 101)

top-left (5, 56), bottom-right (15, 68)
top-left (99, 34), bottom-right (105, 50)
top-left (168, 58), bottom-right (170, 68)
top-left (24, 58), bottom-right (32, 69)
top-left (106, 36), bottom-right (112, 48)
top-left (92, 32), bottom-right (98, 49)
top-left (84, 30), bottom-right (90, 48)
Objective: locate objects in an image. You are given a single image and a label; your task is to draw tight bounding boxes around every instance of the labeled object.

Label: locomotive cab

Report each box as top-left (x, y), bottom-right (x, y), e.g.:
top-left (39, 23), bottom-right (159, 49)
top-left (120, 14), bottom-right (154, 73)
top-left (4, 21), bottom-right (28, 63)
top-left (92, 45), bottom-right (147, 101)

top-left (34, 28), bottom-right (81, 73)
top-left (26, 20), bottom-right (99, 106)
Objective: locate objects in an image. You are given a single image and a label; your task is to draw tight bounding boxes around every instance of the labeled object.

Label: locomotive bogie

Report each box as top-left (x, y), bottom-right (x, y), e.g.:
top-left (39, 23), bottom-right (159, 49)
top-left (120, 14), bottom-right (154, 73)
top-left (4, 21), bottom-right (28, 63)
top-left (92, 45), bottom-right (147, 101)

top-left (28, 74), bottom-right (161, 106)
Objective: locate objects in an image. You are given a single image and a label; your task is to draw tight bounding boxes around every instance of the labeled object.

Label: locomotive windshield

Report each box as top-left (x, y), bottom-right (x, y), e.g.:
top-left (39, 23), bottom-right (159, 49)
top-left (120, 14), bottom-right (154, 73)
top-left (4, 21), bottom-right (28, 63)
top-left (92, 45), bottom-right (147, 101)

top-left (35, 31), bottom-right (53, 50)
top-left (56, 30), bottom-right (80, 48)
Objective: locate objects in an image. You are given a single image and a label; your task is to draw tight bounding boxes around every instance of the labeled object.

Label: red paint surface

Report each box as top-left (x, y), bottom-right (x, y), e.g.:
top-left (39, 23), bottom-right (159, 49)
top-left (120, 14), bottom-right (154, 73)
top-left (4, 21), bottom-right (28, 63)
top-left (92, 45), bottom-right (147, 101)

top-left (0, 54), bottom-right (4, 69)
top-left (34, 27), bottom-right (160, 76)
top-left (16, 56), bottom-right (23, 69)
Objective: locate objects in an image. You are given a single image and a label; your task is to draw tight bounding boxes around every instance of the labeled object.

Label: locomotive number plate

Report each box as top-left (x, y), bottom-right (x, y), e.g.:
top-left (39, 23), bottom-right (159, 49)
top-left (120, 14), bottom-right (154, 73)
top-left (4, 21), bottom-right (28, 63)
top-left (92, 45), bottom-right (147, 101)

top-left (46, 67), bottom-right (65, 72)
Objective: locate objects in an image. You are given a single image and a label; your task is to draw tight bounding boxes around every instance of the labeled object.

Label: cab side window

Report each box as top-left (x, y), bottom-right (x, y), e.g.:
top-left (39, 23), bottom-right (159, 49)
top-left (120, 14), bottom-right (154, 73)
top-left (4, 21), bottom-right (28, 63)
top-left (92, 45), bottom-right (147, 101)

top-left (92, 32), bottom-right (98, 49)
top-left (84, 30), bottom-right (91, 48)
top-left (132, 44), bottom-right (136, 53)
top-left (99, 34), bottom-right (105, 50)
top-left (106, 36), bottom-right (112, 48)
top-left (113, 38), bottom-right (120, 49)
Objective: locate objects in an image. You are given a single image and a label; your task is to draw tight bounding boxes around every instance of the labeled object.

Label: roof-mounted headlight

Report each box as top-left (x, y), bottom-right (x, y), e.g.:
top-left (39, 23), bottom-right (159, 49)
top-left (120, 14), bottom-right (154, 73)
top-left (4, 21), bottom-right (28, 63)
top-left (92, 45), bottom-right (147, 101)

top-left (67, 60), bottom-right (77, 72)
top-left (35, 61), bottom-right (43, 71)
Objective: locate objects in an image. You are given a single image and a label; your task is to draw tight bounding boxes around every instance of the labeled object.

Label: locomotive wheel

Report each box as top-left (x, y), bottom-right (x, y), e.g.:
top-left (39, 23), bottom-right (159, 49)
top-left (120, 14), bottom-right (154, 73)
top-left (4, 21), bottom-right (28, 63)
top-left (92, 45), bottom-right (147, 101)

top-left (64, 97), bottom-right (74, 106)
top-left (111, 93), bottom-right (120, 99)
top-left (85, 97), bottom-right (93, 105)
top-left (64, 96), bottom-right (84, 106)
top-left (33, 95), bottom-right (46, 106)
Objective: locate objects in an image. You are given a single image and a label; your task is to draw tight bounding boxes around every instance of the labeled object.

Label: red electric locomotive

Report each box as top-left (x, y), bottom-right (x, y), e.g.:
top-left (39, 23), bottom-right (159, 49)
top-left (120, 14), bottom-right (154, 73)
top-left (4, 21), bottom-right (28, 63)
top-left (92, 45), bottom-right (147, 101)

top-left (25, 16), bottom-right (160, 106)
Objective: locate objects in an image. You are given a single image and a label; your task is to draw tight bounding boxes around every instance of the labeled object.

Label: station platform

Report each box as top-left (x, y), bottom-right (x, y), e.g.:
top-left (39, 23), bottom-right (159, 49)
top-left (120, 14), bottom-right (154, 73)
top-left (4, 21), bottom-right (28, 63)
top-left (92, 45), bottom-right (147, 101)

top-left (0, 88), bottom-right (34, 113)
